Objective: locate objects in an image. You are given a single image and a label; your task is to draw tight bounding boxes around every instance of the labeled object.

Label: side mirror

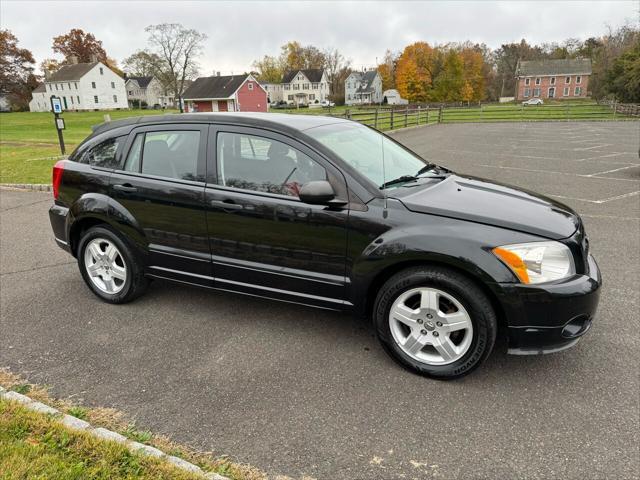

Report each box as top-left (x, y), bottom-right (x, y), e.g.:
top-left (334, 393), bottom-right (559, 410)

top-left (299, 180), bottom-right (341, 205)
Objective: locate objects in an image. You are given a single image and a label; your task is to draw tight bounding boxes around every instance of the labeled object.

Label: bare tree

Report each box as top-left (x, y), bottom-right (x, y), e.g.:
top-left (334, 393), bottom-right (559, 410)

top-left (323, 48), bottom-right (351, 103)
top-left (145, 24), bottom-right (206, 112)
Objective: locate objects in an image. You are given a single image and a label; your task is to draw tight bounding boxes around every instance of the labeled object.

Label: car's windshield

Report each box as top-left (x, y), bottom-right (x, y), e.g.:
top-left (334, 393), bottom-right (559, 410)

top-left (306, 123), bottom-right (429, 188)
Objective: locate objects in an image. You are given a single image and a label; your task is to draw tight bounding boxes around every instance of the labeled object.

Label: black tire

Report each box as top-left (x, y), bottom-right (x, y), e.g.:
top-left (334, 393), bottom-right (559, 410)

top-left (77, 225), bottom-right (148, 304)
top-left (373, 266), bottom-right (496, 380)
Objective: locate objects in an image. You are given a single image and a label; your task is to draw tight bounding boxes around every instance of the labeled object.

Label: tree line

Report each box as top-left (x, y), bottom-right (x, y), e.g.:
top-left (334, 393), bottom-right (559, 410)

top-left (0, 23), bottom-right (638, 111)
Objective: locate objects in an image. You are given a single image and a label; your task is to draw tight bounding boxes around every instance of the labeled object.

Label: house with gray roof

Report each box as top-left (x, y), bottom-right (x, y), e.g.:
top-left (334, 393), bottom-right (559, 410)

top-left (514, 58), bottom-right (592, 101)
top-left (28, 84), bottom-right (48, 112)
top-left (345, 70), bottom-right (383, 106)
top-left (183, 73), bottom-right (267, 112)
top-left (125, 76), bottom-right (164, 108)
top-left (280, 69), bottom-right (329, 105)
top-left (32, 59), bottom-right (128, 112)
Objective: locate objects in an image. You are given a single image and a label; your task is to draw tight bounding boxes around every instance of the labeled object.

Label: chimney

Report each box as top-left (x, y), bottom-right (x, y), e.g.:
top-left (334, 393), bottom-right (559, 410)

top-left (89, 54), bottom-right (98, 63)
top-left (44, 69), bottom-right (51, 80)
top-left (216, 71), bottom-right (221, 77)
top-left (69, 55), bottom-right (78, 64)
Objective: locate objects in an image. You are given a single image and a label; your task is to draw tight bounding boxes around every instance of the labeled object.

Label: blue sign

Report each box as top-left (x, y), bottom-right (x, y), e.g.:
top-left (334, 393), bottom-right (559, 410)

top-left (50, 96), bottom-right (62, 114)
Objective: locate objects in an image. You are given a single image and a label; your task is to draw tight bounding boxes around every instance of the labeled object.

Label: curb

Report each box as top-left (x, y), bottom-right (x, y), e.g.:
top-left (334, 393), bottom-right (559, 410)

top-left (0, 386), bottom-right (229, 480)
top-left (0, 183), bottom-right (52, 192)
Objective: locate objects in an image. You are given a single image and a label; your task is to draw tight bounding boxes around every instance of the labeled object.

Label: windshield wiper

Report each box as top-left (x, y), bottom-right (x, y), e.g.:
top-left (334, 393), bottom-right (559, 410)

top-left (380, 175), bottom-right (418, 189)
top-left (415, 163), bottom-right (450, 177)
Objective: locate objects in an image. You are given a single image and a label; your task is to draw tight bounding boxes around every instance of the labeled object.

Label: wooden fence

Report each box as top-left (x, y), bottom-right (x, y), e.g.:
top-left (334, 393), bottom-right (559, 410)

top-left (327, 102), bottom-right (638, 131)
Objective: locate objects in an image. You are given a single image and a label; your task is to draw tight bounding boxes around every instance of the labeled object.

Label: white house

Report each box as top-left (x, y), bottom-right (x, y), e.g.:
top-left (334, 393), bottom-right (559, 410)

top-left (261, 82), bottom-right (284, 103)
top-left (33, 60), bottom-right (128, 112)
top-left (345, 70), bottom-right (383, 105)
top-left (28, 84), bottom-right (49, 112)
top-left (125, 76), bottom-right (164, 108)
top-left (281, 69), bottom-right (329, 105)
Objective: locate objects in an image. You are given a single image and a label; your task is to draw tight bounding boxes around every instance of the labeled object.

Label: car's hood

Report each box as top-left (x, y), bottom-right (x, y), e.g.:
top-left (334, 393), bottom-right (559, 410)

top-left (390, 174), bottom-right (579, 240)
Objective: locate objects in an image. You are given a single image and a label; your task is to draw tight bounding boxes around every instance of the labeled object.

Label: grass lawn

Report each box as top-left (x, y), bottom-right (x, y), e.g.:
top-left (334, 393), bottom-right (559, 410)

top-left (0, 398), bottom-right (203, 480)
top-left (0, 109), bottom-right (177, 184)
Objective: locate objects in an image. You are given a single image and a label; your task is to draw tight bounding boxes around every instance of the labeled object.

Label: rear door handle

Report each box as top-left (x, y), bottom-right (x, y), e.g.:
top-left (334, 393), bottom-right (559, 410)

top-left (210, 199), bottom-right (243, 210)
top-left (113, 184), bottom-right (137, 193)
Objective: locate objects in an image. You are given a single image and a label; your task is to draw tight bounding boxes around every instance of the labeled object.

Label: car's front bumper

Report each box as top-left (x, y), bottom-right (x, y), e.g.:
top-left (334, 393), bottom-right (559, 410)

top-left (49, 204), bottom-right (71, 254)
top-left (497, 254), bottom-right (601, 355)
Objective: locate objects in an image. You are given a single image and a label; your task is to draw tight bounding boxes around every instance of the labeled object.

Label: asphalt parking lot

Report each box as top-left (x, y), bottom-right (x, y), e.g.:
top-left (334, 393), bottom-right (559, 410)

top-left (1, 121), bottom-right (638, 480)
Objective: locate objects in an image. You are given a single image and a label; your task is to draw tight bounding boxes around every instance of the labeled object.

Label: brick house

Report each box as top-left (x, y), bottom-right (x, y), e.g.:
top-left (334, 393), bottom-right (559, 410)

top-left (515, 58), bottom-right (592, 101)
top-left (183, 74), bottom-right (267, 112)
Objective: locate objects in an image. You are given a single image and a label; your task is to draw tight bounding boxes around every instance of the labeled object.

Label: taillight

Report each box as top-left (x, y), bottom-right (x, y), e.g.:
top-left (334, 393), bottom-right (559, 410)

top-left (52, 160), bottom-right (65, 199)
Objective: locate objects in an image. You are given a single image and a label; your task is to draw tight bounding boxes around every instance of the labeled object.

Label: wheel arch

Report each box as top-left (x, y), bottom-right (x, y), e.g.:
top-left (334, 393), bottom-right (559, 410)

top-left (362, 259), bottom-right (508, 341)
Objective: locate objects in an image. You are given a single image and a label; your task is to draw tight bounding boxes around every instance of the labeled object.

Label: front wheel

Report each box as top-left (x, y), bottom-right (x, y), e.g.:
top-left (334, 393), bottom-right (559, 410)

top-left (373, 266), bottom-right (497, 380)
top-left (77, 226), bottom-right (148, 304)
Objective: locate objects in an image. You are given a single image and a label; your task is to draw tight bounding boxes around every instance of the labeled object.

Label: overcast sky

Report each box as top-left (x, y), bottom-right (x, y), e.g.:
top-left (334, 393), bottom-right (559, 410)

top-left (2, 1), bottom-right (638, 75)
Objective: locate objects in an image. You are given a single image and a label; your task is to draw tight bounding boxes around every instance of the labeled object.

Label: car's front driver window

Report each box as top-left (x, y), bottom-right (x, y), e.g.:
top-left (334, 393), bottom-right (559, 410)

top-left (216, 132), bottom-right (326, 197)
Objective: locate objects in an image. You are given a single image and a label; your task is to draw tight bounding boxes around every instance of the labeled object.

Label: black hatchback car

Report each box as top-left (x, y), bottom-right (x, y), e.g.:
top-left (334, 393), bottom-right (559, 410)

top-left (49, 113), bottom-right (601, 379)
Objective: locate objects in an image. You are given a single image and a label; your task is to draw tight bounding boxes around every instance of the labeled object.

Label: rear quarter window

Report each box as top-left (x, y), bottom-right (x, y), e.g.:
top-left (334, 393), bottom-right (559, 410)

top-left (80, 136), bottom-right (125, 169)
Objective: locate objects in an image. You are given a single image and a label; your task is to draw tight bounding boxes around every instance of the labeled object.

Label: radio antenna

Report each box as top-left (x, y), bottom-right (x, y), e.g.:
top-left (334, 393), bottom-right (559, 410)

top-left (381, 135), bottom-right (388, 215)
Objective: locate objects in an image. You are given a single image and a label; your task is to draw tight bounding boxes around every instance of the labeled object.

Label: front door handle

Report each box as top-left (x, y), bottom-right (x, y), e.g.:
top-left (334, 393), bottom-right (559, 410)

top-left (113, 184), bottom-right (137, 193)
top-left (210, 199), bottom-right (243, 210)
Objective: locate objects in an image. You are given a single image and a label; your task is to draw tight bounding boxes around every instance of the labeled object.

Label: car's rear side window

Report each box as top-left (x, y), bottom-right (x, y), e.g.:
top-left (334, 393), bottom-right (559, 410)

top-left (82, 136), bottom-right (125, 169)
top-left (123, 130), bottom-right (201, 182)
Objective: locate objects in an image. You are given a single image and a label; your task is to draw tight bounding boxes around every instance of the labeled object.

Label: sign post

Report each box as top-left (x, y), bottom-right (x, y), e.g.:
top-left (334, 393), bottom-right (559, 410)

top-left (50, 95), bottom-right (66, 155)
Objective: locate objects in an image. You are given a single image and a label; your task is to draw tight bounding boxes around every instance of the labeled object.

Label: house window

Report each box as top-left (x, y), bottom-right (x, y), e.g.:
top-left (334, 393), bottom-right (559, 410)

top-left (533, 88), bottom-right (541, 97)
top-left (75, 83), bottom-right (78, 89)
top-left (576, 76), bottom-right (582, 84)
top-left (548, 87), bottom-right (555, 98)
top-left (294, 84), bottom-right (299, 89)
top-left (55, 84), bottom-right (58, 90)
top-left (574, 87), bottom-right (582, 96)
top-left (298, 75), bottom-right (303, 80)
top-left (563, 87), bottom-right (569, 96)
top-left (113, 95), bottom-right (118, 102)
top-left (60, 83), bottom-right (64, 90)
top-left (303, 83), bottom-right (309, 89)
top-left (77, 96), bottom-right (80, 103)
top-left (524, 78), bottom-right (530, 86)
top-left (68, 82), bottom-right (71, 89)
top-left (99, 67), bottom-right (104, 75)
top-left (91, 82), bottom-right (96, 89)
top-left (70, 96), bottom-right (74, 104)
top-left (94, 95), bottom-right (99, 103)
top-left (312, 83), bottom-right (319, 89)
top-left (550, 77), bottom-right (556, 85)
top-left (524, 88), bottom-right (531, 98)
top-left (284, 84), bottom-right (290, 90)
top-left (535, 78), bottom-right (541, 85)
top-left (288, 95), bottom-right (293, 101)
top-left (128, 90), bottom-right (133, 95)
top-left (565, 76), bottom-right (571, 84)
top-left (111, 82), bottom-right (115, 89)
top-left (248, 82), bottom-right (254, 90)
top-left (309, 94), bottom-right (315, 101)
top-left (47, 84), bottom-right (51, 91)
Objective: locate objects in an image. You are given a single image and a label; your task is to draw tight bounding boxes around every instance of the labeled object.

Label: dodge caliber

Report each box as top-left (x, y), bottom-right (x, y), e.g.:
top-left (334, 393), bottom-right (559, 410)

top-left (49, 113), bottom-right (601, 379)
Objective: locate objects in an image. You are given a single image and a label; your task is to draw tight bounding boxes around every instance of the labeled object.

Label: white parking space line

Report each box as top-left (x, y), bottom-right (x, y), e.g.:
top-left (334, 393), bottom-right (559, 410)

top-left (583, 165), bottom-right (640, 177)
top-left (551, 190), bottom-right (640, 204)
top-left (574, 144), bottom-right (613, 151)
top-left (477, 163), bottom-right (640, 182)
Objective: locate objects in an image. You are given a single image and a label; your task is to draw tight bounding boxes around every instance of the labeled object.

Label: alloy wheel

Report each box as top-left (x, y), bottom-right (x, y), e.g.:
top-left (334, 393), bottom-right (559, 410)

top-left (83, 238), bottom-right (127, 294)
top-left (389, 287), bottom-right (474, 365)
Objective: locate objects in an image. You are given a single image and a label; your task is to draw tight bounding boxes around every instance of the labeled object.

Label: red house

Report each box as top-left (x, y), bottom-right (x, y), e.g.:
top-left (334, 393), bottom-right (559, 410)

top-left (515, 58), bottom-right (592, 101)
top-left (183, 74), bottom-right (267, 112)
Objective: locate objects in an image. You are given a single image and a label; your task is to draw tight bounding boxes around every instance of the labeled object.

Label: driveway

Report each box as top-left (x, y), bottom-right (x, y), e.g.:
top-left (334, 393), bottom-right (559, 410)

top-left (1, 121), bottom-right (638, 479)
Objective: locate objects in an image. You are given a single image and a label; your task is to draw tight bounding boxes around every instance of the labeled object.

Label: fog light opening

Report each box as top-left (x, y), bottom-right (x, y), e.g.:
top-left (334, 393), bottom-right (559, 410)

top-left (562, 315), bottom-right (592, 338)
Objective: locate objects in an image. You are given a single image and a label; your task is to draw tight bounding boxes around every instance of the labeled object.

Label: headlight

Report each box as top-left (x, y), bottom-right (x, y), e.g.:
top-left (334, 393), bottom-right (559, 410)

top-left (492, 241), bottom-right (575, 284)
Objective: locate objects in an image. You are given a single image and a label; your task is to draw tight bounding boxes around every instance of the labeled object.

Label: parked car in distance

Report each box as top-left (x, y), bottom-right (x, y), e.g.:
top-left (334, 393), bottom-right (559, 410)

top-left (523, 98), bottom-right (544, 106)
top-left (49, 113), bottom-right (601, 379)
top-left (321, 100), bottom-right (336, 107)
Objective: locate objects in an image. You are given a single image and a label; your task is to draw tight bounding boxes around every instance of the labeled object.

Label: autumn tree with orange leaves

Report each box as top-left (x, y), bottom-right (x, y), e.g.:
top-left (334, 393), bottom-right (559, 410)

top-left (395, 42), bottom-right (435, 103)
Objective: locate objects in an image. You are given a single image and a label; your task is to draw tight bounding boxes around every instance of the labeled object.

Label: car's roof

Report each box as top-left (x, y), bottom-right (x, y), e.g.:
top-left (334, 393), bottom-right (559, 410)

top-left (91, 112), bottom-right (352, 137)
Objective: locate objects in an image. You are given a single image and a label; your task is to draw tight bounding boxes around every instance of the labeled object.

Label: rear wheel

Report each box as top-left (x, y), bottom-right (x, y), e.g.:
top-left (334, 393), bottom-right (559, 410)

top-left (77, 226), bottom-right (148, 304)
top-left (374, 266), bottom-right (497, 379)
